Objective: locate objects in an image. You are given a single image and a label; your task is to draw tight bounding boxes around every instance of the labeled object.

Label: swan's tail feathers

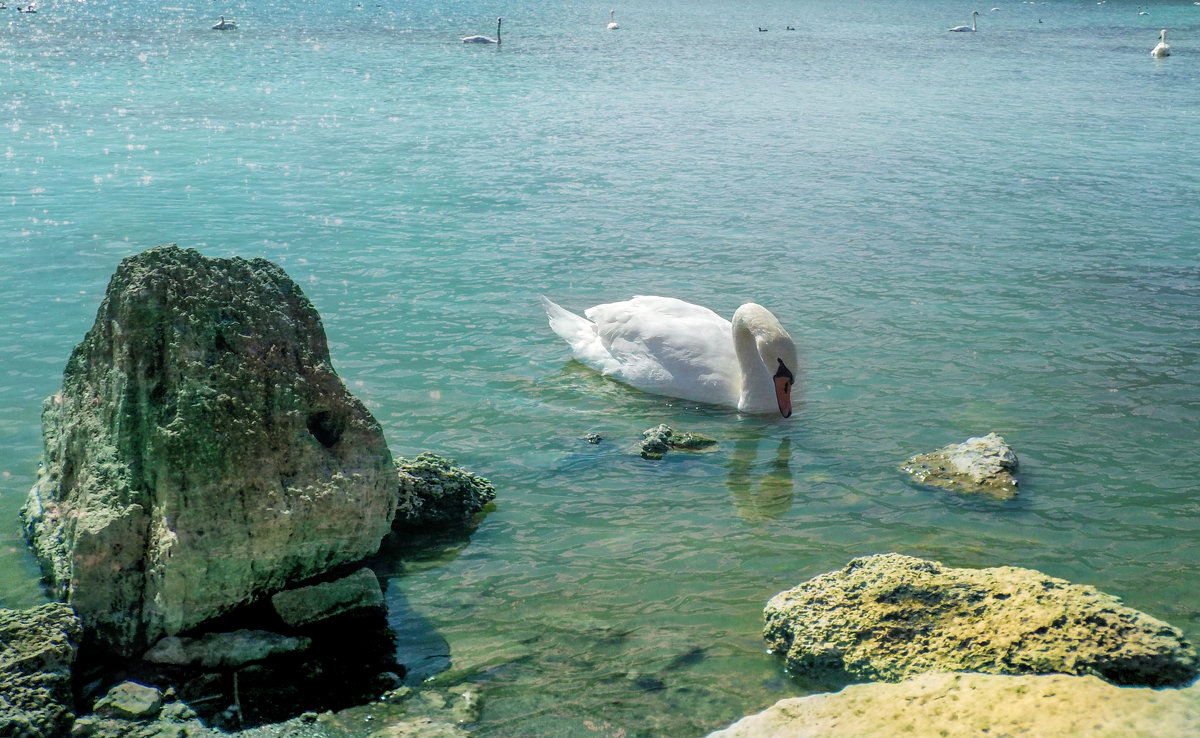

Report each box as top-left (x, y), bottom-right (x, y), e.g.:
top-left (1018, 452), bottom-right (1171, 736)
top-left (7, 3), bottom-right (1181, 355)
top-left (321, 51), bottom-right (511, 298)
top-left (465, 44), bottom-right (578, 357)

top-left (540, 296), bottom-right (613, 371)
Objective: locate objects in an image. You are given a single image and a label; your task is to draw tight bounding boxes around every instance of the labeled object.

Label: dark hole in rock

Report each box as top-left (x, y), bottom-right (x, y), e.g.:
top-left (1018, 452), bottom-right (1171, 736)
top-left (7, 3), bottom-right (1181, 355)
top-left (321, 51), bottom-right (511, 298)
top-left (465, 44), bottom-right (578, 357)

top-left (307, 411), bottom-right (342, 448)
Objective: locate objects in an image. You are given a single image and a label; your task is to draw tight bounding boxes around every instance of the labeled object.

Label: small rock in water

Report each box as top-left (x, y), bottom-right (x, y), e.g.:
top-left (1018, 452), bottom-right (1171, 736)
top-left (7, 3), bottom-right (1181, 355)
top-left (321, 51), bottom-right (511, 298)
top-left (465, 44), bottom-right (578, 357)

top-left (901, 432), bottom-right (1019, 498)
top-left (640, 424), bottom-right (719, 460)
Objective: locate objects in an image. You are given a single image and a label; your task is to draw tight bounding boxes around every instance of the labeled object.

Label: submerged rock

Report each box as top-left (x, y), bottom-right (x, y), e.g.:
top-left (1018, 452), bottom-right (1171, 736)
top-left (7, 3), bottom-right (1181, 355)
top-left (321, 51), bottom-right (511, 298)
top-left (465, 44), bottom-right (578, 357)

top-left (142, 630), bottom-right (311, 669)
top-left (91, 681), bottom-right (164, 720)
top-left (901, 432), bottom-right (1019, 498)
top-left (707, 671), bottom-right (1200, 738)
top-left (394, 453), bottom-right (496, 528)
top-left (21, 245), bottom-right (398, 656)
top-left (0, 603), bottom-right (83, 737)
top-left (272, 567), bottom-right (385, 629)
top-left (763, 553), bottom-right (1198, 687)
top-left (639, 424), bottom-right (719, 460)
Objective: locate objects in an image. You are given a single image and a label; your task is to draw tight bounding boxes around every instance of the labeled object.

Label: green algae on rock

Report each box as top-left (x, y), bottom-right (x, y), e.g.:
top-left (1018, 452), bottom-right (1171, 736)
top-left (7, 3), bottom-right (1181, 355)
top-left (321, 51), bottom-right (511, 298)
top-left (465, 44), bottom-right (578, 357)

top-left (764, 553), bottom-right (1199, 688)
top-left (394, 453), bottom-right (496, 528)
top-left (639, 424), bottom-right (719, 460)
top-left (21, 245), bottom-right (398, 657)
top-left (0, 603), bottom-right (83, 737)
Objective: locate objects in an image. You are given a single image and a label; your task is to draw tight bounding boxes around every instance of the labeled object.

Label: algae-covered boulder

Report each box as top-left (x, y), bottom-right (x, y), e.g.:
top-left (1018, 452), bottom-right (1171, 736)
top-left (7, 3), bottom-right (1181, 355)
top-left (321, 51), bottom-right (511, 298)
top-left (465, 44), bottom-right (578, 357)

top-left (764, 553), bottom-right (1198, 687)
top-left (707, 672), bottom-right (1200, 738)
top-left (0, 603), bottom-right (83, 737)
top-left (21, 245), bottom-right (398, 656)
top-left (394, 453), bottom-right (495, 528)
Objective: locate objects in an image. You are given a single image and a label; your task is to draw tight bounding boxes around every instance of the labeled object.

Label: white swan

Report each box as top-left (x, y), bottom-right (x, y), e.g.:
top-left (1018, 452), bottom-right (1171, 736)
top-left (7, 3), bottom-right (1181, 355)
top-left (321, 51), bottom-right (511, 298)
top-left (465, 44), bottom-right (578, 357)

top-left (463, 17), bottom-right (501, 44)
top-left (212, 15), bottom-right (237, 30)
top-left (607, 9), bottom-right (619, 30)
top-left (1151, 29), bottom-right (1170, 57)
top-left (949, 10), bottom-right (979, 31)
top-left (541, 296), bottom-right (799, 417)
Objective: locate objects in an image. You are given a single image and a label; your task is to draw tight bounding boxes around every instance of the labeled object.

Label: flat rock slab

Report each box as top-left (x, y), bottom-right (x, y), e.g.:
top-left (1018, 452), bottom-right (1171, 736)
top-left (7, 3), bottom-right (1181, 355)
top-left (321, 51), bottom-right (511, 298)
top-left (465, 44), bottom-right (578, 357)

top-left (707, 671), bottom-right (1200, 738)
top-left (901, 432), bottom-right (1018, 498)
top-left (764, 553), bottom-right (1198, 687)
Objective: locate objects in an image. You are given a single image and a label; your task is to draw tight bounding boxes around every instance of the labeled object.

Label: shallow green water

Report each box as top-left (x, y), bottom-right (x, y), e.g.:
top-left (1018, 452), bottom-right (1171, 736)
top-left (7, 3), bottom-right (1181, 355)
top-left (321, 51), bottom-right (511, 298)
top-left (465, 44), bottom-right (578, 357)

top-left (2, 0), bottom-right (1199, 734)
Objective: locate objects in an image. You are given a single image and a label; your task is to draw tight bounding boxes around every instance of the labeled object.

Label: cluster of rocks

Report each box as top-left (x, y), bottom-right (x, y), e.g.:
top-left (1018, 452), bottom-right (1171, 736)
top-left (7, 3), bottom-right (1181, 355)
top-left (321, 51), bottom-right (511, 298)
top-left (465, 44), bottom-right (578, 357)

top-left (705, 553), bottom-right (1199, 736)
top-left (4, 246), bottom-right (494, 736)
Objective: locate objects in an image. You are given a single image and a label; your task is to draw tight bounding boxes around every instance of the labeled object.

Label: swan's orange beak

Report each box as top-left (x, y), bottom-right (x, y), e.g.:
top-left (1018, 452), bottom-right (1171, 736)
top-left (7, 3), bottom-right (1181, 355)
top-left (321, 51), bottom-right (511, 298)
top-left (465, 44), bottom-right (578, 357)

top-left (773, 360), bottom-right (794, 418)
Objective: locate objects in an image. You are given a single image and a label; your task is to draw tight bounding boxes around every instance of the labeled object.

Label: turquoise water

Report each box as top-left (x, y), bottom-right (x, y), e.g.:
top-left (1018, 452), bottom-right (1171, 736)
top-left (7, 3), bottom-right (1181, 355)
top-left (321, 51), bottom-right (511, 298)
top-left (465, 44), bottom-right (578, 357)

top-left (3, 0), bottom-right (1199, 734)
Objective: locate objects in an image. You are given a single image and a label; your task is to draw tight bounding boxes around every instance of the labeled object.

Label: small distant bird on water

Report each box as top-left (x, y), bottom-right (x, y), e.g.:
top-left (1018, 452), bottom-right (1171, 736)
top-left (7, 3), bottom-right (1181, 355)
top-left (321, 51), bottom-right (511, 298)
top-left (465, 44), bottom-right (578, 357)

top-left (607, 9), bottom-right (618, 30)
top-left (758, 26), bottom-right (767, 32)
top-left (212, 15), bottom-right (237, 30)
top-left (1151, 28), bottom-right (1170, 57)
top-left (463, 17), bottom-right (501, 44)
top-left (949, 10), bottom-right (978, 31)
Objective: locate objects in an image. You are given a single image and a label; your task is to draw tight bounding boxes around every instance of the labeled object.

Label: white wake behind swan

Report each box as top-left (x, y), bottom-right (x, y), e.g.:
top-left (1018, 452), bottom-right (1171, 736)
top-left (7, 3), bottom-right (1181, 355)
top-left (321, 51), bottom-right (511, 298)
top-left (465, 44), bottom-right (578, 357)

top-left (541, 296), bottom-right (799, 417)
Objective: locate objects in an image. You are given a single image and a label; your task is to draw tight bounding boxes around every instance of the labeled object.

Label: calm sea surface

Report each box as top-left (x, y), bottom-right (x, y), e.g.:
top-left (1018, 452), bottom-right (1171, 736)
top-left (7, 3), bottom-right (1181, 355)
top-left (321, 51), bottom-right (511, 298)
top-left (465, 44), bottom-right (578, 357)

top-left (2, 0), bottom-right (1199, 734)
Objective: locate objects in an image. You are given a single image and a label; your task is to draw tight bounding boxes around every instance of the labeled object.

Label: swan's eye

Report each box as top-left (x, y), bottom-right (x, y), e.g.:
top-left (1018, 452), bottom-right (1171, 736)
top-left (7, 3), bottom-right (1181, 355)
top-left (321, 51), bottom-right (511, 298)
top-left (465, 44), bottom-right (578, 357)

top-left (774, 359), bottom-right (794, 383)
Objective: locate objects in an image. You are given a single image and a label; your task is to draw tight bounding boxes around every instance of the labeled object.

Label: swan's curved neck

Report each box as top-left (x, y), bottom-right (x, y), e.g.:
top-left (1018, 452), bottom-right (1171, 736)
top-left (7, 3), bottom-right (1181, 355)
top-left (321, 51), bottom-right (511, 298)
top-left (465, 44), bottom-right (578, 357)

top-left (731, 308), bottom-right (779, 412)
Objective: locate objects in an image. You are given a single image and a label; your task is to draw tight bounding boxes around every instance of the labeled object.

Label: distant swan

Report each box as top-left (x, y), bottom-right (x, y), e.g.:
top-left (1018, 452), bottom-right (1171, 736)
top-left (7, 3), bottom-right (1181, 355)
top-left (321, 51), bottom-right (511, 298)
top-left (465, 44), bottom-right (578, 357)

top-left (1151, 28), bottom-right (1170, 57)
top-left (949, 10), bottom-right (979, 31)
top-left (541, 296), bottom-right (799, 417)
top-left (463, 17), bottom-right (501, 44)
top-left (607, 9), bottom-right (618, 30)
top-left (212, 15), bottom-right (237, 30)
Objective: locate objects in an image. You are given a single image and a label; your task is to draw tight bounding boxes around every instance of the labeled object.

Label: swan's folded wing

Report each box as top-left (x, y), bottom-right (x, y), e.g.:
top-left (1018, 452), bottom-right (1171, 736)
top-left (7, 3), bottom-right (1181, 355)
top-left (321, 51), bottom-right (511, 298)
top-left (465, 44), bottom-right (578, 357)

top-left (585, 297), bottom-right (739, 398)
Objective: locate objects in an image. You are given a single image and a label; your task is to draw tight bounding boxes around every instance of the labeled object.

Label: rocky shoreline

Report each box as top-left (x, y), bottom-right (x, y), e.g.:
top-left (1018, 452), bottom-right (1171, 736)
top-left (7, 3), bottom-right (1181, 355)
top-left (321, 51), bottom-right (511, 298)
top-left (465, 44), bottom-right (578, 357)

top-left (3, 245), bottom-right (1197, 737)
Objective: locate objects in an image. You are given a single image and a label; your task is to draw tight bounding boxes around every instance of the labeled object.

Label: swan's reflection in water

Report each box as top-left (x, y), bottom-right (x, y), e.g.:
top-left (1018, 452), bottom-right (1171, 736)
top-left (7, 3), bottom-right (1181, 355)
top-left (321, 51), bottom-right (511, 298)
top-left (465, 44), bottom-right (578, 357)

top-left (726, 434), bottom-right (794, 521)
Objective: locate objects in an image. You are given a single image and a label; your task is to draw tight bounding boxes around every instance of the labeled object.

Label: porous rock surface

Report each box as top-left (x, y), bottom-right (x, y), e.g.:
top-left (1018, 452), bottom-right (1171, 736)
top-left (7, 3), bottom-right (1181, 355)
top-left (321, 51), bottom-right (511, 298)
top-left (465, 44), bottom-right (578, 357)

top-left (706, 671), bottom-right (1200, 738)
top-left (394, 453), bottom-right (496, 528)
top-left (21, 245), bottom-right (398, 656)
top-left (0, 603), bottom-right (83, 737)
top-left (901, 432), bottom-right (1018, 498)
top-left (764, 553), bottom-right (1198, 687)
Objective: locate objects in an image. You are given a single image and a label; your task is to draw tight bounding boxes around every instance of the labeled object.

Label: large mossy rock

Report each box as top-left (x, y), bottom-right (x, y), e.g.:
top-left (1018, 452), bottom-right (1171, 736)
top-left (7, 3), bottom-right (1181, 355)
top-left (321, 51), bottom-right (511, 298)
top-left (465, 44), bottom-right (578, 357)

top-left (21, 245), bottom-right (398, 656)
top-left (707, 672), bottom-right (1200, 738)
top-left (0, 603), bottom-right (84, 737)
top-left (764, 553), bottom-right (1198, 687)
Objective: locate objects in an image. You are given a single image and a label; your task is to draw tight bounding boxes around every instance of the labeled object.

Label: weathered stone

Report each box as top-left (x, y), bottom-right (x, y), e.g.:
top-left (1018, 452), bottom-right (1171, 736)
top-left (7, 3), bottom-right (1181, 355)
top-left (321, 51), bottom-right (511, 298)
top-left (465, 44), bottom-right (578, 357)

top-left (706, 671), bottom-right (1200, 738)
top-left (92, 681), bottom-right (164, 720)
top-left (21, 245), bottom-right (398, 656)
top-left (142, 629), bottom-right (310, 669)
top-left (764, 553), bottom-right (1198, 687)
top-left (272, 567), bottom-right (385, 628)
top-left (394, 453), bottom-right (495, 528)
top-left (901, 432), bottom-right (1018, 498)
top-left (0, 603), bottom-right (83, 737)
top-left (639, 424), bottom-right (719, 460)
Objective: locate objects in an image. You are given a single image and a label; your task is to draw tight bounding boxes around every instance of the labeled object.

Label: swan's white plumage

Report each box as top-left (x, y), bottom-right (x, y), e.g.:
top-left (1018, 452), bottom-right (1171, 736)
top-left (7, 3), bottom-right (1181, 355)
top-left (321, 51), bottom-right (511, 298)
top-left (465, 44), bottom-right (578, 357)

top-left (541, 295), bottom-right (798, 416)
top-left (949, 10), bottom-right (978, 31)
top-left (1151, 29), bottom-right (1170, 57)
top-left (607, 9), bottom-right (619, 29)
top-left (463, 17), bottom-right (501, 44)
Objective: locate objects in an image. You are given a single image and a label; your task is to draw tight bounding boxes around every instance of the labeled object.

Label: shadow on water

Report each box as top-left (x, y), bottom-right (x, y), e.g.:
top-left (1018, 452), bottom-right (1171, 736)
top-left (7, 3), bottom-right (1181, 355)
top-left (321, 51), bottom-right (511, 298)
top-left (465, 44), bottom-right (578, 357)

top-left (369, 526), bottom-right (482, 685)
